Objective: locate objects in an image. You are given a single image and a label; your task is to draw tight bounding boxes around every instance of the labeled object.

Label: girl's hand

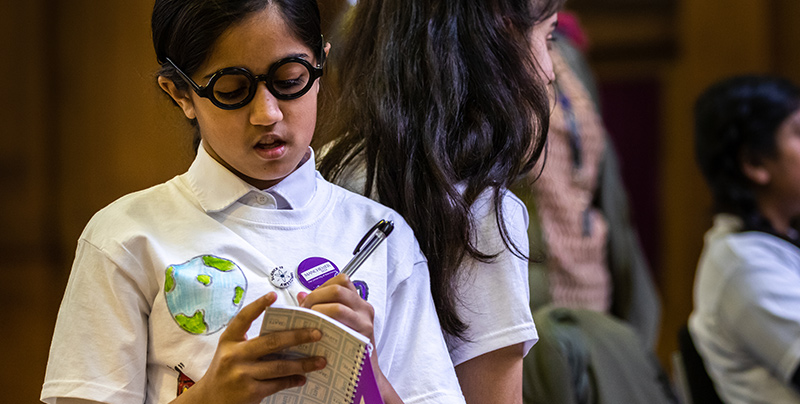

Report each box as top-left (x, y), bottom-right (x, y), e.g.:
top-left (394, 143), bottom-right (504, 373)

top-left (171, 293), bottom-right (327, 404)
top-left (298, 275), bottom-right (405, 404)
top-left (296, 273), bottom-right (375, 343)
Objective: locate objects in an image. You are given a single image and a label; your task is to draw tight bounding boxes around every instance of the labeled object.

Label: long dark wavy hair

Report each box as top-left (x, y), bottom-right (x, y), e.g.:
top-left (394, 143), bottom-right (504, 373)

top-left (317, 0), bottom-right (565, 338)
top-left (695, 75), bottom-right (800, 240)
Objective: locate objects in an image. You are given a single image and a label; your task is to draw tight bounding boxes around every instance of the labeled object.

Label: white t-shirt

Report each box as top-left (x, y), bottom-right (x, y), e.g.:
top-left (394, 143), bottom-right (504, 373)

top-left (326, 154), bottom-right (538, 366)
top-left (690, 214), bottom-right (800, 404)
top-left (41, 146), bottom-right (466, 404)
top-left (444, 187), bottom-right (538, 366)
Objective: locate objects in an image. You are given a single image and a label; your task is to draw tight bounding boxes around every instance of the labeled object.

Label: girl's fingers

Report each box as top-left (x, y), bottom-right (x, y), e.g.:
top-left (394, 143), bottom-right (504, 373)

top-left (299, 275), bottom-right (375, 337)
top-left (194, 295), bottom-right (330, 402)
top-left (330, 273), bottom-right (358, 290)
top-left (296, 291), bottom-right (309, 305)
top-left (308, 302), bottom-right (359, 325)
top-left (303, 284), bottom-right (374, 322)
top-left (251, 356), bottom-right (327, 381)
top-left (222, 293), bottom-right (278, 342)
top-left (314, 273), bottom-right (357, 293)
top-left (254, 375), bottom-right (308, 397)
top-left (300, 281), bottom-right (361, 310)
top-left (252, 328), bottom-right (323, 359)
top-left (305, 302), bottom-right (374, 338)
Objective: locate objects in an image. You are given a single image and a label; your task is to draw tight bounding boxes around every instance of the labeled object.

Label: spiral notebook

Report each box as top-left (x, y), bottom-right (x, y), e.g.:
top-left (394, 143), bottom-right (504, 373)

top-left (259, 305), bottom-right (384, 404)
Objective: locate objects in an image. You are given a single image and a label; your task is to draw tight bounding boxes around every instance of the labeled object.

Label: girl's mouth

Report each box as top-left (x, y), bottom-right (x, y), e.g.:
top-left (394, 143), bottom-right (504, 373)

top-left (254, 138), bottom-right (288, 160)
top-left (256, 139), bottom-right (285, 150)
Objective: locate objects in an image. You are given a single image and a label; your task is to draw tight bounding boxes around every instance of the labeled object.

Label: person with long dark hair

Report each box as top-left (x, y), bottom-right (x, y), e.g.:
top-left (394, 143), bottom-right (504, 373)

top-left (690, 75), bottom-right (800, 403)
top-left (317, 0), bottom-right (565, 402)
top-left (40, 1), bottom-right (466, 403)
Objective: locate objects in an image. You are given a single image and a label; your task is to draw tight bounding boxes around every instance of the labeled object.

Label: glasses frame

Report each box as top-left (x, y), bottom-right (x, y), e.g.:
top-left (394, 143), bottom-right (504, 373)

top-left (165, 50), bottom-right (323, 110)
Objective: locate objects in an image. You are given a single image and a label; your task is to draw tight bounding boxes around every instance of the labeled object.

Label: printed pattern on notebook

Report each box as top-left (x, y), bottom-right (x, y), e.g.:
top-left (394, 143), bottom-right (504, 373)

top-left (259, 306), bottom-right (375, 404)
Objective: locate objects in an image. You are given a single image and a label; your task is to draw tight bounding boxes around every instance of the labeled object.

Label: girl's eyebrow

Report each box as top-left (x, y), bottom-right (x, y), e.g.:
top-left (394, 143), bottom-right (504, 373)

top-left (203, 52), bottom-right (312, 79)
top-left (286, 52), bottom-right (310, 59)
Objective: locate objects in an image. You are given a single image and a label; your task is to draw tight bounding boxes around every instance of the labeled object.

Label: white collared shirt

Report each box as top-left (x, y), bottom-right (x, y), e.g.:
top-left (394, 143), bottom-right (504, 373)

top-left (690, 214), bottom-right (800, 403)
top-left (186, 143), bottom-right (315, 211)
top-left (42, 145), bottom-right (466, 404)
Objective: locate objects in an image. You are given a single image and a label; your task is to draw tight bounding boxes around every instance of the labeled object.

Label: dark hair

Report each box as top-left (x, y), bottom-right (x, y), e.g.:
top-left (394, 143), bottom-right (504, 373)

top-left (152, 0), bottom-right (323, 148)
top-left (317, 0), bottom-right (565, 338)
top-left (694, 74), bottom-right (800, 235)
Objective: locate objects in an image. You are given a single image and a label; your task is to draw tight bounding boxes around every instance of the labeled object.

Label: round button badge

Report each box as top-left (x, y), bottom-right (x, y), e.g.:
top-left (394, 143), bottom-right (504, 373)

top-left (297, 257), bottom-right (339, 290)
top-left (269, 266), bottom-right (294, 289)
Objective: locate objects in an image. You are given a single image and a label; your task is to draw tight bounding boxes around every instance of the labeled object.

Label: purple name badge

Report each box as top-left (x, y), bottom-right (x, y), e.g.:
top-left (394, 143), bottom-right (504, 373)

top-left (297, 257), bottom-right (339, 290)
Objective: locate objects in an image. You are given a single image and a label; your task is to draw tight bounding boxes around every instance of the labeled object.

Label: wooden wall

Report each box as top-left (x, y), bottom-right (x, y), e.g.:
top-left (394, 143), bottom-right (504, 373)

top-left (3, 0), bottom-right (800, 402)
top-left (658, 0), bottom-right (772, 368)
top-left (1, 1), bottom-right (192, 402)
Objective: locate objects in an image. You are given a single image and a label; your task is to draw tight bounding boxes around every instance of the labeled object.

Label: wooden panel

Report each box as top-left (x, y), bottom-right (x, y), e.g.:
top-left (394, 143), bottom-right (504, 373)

top-left (55, 0), bottom-right (192, 256)
top-left (0, 263), bottom-right (65, 403)
top-left (0, 0), bottom-right (51, 258)
top-left (570, 1), bottom-right (677, 80)
top-left (1, 1), bottom-right (190, 401)
top-left (772, 0), bottom-right (800, 84)
top-left (0, 2), bottom-right (63, 403)
top-left (657, 0), bottom-right (772, 366)
top-left (569, 0), bottom-right (674, 9)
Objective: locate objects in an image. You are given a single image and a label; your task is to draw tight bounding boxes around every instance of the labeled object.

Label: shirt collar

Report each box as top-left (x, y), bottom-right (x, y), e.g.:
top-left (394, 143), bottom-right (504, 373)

top-left (268, 148), bottom-right (316, 209)
top-left (706, 213), bottom-right (744, 244)
top-left (184, 143), bottom-right (316, 212)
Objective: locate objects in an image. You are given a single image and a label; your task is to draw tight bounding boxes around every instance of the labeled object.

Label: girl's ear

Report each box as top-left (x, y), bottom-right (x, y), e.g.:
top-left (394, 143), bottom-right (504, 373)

top-left (324, 42), bottom-right (331, 60)
top-left (158, 76), bottom-right (197, 120)
top-left (740, 151), bottom-right (771, 186)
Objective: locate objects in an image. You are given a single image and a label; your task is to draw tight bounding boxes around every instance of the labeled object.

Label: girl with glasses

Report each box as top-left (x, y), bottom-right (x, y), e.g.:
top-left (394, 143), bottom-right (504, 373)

top-left (40, 1), bottom-right (465, 403)
top-left (317, 0), bottom-right (565, 402)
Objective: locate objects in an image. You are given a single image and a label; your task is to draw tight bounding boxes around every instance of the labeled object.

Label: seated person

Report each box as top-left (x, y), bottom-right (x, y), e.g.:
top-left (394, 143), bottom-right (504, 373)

top-left (690, 74), bottom-right (800, 403)
top-left (516, 18), bottom-right (673, 404)
top-left (519, 21), bottom-right (660, 345)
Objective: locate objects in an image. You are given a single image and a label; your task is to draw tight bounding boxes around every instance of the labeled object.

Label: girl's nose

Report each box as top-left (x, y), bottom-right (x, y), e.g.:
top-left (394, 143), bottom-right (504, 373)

top-left (249, 83), bottom-right (283, 126)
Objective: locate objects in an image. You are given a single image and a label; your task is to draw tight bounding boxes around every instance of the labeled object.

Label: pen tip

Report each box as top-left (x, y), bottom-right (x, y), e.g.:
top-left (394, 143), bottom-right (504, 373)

top-left (381, 220), bottom-right (394, 235)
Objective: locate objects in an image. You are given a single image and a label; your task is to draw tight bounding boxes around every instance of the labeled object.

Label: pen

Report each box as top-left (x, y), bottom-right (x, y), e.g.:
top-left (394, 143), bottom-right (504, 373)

top-left (341, 219), bottom-right (394, 277)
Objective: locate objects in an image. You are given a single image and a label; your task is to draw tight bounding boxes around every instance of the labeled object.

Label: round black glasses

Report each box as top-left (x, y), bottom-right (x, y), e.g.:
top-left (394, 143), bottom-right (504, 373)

top-left (166, 56), bottom-right (323, 110)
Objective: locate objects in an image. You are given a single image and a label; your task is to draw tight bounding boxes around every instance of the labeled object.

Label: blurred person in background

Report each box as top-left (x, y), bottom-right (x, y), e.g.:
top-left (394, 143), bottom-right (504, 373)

top-left (690, 74), bottom-right (800, 404)
top-left (516, 13), bottom-right (674, 403)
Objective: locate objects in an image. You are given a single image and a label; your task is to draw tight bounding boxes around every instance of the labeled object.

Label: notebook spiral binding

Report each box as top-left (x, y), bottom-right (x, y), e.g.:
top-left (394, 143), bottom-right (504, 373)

top-left (347, 348), bottom-right (367, 403)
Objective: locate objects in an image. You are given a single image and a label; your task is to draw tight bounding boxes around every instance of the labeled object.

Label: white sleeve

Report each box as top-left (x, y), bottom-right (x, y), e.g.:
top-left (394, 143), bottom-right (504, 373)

top-left (41, 239), bottom-right (153, 404)
top-left (446, 189), bottom-right (538, 366)
top-left (719, 252), bottom-right (800, 382)
top-left (376, 245), bottom-right (466, 404)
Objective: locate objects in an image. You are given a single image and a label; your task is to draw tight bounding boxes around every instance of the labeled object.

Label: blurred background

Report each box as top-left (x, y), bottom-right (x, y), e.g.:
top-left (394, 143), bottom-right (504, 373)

top-left (4, 0), bottom-right (800, 402)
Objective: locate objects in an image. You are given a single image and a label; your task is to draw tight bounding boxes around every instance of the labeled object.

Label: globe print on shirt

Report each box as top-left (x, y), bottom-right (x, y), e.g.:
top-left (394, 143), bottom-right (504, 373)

top-left (164, 255), bottom-right (248, 335)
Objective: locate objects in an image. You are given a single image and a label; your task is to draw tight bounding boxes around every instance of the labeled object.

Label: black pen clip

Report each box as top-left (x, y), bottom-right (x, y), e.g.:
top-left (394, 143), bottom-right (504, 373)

top-left (353, 219), bottom-right (394, 254)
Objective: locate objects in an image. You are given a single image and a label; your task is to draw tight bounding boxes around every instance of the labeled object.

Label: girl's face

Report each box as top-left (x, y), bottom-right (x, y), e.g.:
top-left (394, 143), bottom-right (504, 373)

top-left (164, 5), bottom-right (321, 189)
top-left (530, 12), bottom-right (558, 84)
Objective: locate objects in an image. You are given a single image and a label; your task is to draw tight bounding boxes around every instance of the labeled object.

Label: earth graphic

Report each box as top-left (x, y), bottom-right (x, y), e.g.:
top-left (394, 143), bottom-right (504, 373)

top-left (164, 255), bottom-right (247, 335)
